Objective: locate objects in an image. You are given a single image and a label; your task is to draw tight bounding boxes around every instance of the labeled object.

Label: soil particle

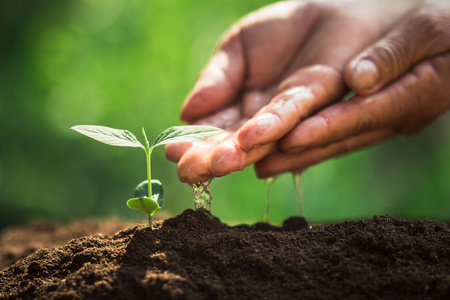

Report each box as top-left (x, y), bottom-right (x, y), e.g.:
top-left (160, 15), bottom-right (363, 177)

top-left (0, 209), bottom-right (449, 300)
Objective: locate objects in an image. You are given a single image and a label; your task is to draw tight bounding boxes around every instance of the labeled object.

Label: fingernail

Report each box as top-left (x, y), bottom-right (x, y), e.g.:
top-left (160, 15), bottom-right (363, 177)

top-left (352, 59), bottom-right (380, 90)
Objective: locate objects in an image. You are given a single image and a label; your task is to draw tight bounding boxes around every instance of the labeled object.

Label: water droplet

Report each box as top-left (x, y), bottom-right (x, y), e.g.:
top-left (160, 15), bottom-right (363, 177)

top-left (192, 179), bottom-right (213, 210)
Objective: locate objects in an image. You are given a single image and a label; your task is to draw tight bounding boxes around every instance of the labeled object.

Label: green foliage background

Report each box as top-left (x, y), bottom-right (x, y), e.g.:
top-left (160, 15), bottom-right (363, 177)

top-left (1, 0), bottom-right (449, 229)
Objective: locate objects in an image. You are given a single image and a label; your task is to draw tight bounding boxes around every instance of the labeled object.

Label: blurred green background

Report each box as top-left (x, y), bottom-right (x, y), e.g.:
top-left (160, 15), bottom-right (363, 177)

top-left (1, 0), bottom-right (449, 230)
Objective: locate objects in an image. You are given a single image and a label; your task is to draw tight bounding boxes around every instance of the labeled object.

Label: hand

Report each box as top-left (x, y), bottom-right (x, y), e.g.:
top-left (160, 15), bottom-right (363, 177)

top-left (256, 0), bottom-right (450, 178)
top-left (165, 0), bottom-right (423, 184)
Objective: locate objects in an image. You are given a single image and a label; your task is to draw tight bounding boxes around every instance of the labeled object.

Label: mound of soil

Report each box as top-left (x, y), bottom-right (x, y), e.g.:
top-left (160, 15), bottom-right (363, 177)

top-left (0, 218), bottom-right (133, 270)
top-left (0, 209), bottom-right (449, 299)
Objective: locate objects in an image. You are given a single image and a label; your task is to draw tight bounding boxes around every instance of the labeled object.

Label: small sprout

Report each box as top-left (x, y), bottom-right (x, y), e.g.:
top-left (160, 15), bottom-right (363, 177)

top-left (127, 179), bottom-right (163, 227)
top-left (264, 177), bottom-right (275, 223)
top-left (292, 172), bottom-right (304, 217)
top-left (71, 125), bottom-right (223, 228)
top-left (342, 90), bottom-right (356, 101)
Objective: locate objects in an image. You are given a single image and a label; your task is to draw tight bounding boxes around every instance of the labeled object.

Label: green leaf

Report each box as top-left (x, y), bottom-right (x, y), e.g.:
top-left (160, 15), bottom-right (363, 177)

top-left (151, 180), bottom-right (164, 208)
top-left (134, 180), bottom-right (149, 198)
top-left (134, 179), bottom-right (164, 208)
top-left (71, 125), bottom-right (144, 148)
top-left (127, 197), bottom-right (160, 216)
top-left (151, 125), bottom-right (223, 149)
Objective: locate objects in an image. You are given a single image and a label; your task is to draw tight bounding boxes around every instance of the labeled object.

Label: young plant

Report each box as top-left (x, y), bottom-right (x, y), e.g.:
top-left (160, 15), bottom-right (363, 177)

top-left (71, 125), bottom-right (223, 228)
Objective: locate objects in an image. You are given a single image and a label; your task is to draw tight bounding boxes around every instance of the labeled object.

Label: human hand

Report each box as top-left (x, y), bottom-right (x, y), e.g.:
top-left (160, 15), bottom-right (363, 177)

top-left (256, 0), bottom-right (450, 178)
top-left (166, 0), bottom-right (423, 184)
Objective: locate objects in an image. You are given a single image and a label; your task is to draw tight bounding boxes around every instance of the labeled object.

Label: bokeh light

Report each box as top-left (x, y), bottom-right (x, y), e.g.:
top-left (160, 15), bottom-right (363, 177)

top-left (1, 0), bottom-right (449, 230)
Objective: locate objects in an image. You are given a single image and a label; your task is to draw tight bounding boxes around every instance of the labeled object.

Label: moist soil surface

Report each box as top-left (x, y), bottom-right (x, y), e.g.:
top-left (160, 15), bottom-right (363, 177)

top-left (0, 209), bottom-right (449, 300)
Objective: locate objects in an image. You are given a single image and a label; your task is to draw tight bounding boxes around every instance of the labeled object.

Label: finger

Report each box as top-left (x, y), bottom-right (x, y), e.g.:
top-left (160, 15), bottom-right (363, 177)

top-left (281, 1), bottom-right (385, 75)
top-left (165, 142), bottom-right (193, 163)
top-left (177, 142), bottom-right (216, 184)
top-left (242, 89), bottom-right (272, 118)
top-left (176, 131), bottom-right (234, 183)
top-left (237, 65), bottom-right (345, 151)
top-left (165, 130), bottom-right (234, 163)
top-left (177, 132), bottom-right (276, 184)
top-left (345, 1), bottom-right (450, 94)
top-left (208, 140), bottom-right (276, 178)
top-left (187, 87), bottom-right (274, 132)
top-left (192, 104), bottom-right (242, 130)
top-left (238, 1), bottom-right (321, 88)
top-left (281, 52), bottom-right (450, 152)
top-left (181, 26), bottom-right (245, 123)
top-left (255, 128), bottom-right (396, 178)
top-left (182, 1), bottom-right (323, 123)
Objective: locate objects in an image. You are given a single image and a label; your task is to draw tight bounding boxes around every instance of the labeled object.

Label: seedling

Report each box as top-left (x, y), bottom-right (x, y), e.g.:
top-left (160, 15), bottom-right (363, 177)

top-left (71, 125), bottom-right (223, 228)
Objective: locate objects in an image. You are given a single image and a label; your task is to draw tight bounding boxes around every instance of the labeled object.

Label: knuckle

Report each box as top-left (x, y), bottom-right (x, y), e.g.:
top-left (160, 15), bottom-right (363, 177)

top-left (413, 4), bottom-right (450, 38)
top-left (412, 56), bottom-right (450, 108)
top-left (367, 3), bottom-right (450, 80)
top-left (394, 55), bottom-right (450, 132)
top-left (313, 114), bottom-right (333, 146)
top-left (371, 36), bottom-right (410, 77)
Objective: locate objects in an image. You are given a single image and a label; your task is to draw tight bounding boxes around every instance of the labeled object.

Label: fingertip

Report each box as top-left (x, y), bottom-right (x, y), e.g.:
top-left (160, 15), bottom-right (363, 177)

top-left (177, 143), bottom-right (213, 185)
top-left (180, 88), bottom-right (216, 123)
top-left (176, 131), bottom-right (235, 184)
top-left (178, 172), bottom-right (213, 185)
top-left (280, 116), bottom-right (328, 152)
top-left (208, 140), bottom-right (246, 177)
top-left (236, 119), bottom-right (257, 151)
top-left (165, 142), bottom-right (193, 162)
top-left (346, 58), bottom-right (381, 94)
top-left (254, 155), bottom-right (281, 179)
top-left (237, 112), bottom-right (282, 151)
top-left (254, 165), bottom-right (269, 179)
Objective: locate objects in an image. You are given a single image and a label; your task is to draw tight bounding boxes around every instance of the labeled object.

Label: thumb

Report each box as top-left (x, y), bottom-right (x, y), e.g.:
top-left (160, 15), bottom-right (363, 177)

top-left (345, 2), bottom-right (450, 95)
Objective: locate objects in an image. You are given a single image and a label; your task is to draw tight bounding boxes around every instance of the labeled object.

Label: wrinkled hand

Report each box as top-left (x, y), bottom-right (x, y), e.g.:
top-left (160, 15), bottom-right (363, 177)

top-left (165, 0), bottom-right (447, 183)
top-left (256, 0), bottom-right (450, 177)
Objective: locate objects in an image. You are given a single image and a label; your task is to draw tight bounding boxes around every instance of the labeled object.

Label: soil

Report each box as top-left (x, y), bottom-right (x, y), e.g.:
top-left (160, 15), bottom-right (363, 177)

top-left (0, 209), bottom-right (449, 300)
top-left (0, 218), bottom-right (134, 271)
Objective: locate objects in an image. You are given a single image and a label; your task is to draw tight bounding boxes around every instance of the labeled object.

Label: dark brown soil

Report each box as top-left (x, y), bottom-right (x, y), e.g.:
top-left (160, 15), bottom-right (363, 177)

top-left (0, 218), bottom-right (134, 271)
top-left (0, 209), bottom-right (449, 299)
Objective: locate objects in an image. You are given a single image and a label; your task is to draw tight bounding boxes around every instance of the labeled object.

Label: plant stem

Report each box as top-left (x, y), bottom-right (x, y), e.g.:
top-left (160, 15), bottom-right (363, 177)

top-left (148, 214), bottom-right (153, 229)
top-left (142, 128), bottom-right (152, 199)
top-left (342, 90), bottom-right (356, 101)
top-left (142, 128), bottom-right (153, 228)
top-left (146, 148), bottom-right (152, 199)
